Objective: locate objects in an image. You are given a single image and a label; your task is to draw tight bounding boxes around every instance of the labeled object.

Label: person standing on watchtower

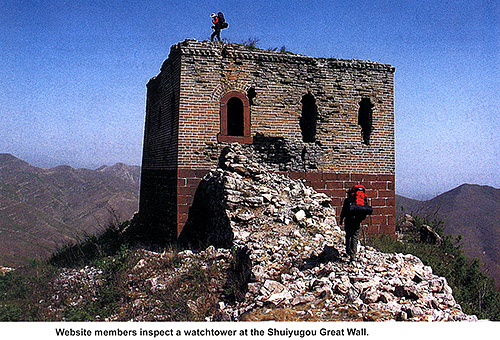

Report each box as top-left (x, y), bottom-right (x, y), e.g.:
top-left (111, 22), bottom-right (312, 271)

top-left (210, 12), bottom-right (228, 42)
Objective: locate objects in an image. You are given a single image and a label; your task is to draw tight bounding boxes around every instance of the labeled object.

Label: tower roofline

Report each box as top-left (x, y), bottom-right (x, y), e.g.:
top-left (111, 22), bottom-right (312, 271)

top-left (163, 39), bottom-right (395, 73)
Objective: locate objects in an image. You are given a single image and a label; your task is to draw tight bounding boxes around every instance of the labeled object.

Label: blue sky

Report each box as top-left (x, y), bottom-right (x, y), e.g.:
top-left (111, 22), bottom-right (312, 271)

top-left (0, 0), bottom-right (498, 199)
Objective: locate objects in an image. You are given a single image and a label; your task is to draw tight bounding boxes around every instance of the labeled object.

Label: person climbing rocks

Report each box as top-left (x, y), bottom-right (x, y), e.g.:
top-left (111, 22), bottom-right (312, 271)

top-left (210, 12), bottom-right (228, 42)
top-left (340, 185), bottom-right (373, 262)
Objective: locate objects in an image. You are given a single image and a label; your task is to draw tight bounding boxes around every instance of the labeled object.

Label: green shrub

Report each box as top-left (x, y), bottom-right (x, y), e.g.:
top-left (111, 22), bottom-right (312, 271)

top-left (0, 221), bottom-right (133, 321)
top-left (0, 261), bottom-right (56, 321)
top-left (369, 216), bottom-right (500, 320)
top-left (0, 303), bottom-right (24, 321)
top-left (49, 221), bottom-right (131, 268)
top-left (241, 38), bottom-right (260, 49)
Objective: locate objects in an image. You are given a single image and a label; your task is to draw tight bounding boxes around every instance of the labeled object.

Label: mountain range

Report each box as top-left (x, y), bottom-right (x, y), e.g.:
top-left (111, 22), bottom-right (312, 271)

top-left (396, 184), bottom-right (500, 288)
top-left (0, 153), bottom-right (140, 267)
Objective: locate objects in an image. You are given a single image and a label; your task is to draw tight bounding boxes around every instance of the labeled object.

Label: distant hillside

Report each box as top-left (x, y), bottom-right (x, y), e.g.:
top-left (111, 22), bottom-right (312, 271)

top-left (395, 194), bottom-right (425, 216)
top-left (0, 153), bottom-right (140, 267)
top-left (397, 184), bottom-right (500, 288)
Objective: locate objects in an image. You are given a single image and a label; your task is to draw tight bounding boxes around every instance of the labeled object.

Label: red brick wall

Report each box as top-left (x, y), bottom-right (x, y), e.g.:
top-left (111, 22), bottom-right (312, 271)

top-left (175, 41), bottom-right (395, 176)
top-left (176, 168), bottom-right (395, 236)
top-left (141, 50), bottom-right (181, 171)
top-left (176, 168), bottom-right (210, 236)
top-left (297, 172), bottom-right (396, 235)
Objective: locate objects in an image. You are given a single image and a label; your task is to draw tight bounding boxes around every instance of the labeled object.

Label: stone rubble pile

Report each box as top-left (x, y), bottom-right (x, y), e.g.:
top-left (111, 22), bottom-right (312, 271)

top-left (397, 214), bottom-right (442, 245)
top-left (47, 266), bottom-right (104, 318)
top-left (181, 143), bottom-right (477, 321)
top-left (0, 266), bottom-right (14, 275)
top-left (180, 144), bottom-right (340, 249)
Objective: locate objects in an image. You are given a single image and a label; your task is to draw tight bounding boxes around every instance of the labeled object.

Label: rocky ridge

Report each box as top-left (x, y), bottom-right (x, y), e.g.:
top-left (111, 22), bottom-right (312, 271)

top-left (145, 144), bottom-right (476, 321)
top-left (46, 144), bottom-right (477, 321)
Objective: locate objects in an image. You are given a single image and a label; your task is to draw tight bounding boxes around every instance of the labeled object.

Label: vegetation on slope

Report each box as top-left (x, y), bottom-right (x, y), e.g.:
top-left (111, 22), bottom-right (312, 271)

top-left (2, 214), bottom-right (500, 321)
top-left (369, 215), bottom-right (500, 320)
top-left (0, 221), bottom-right (129, 321)
top-left (0, 220), bottom-right (234, 321)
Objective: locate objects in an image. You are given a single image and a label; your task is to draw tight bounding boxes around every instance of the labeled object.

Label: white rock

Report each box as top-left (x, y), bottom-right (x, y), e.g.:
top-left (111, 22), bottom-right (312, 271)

top-left (294, 210), bottom-right (306, 221)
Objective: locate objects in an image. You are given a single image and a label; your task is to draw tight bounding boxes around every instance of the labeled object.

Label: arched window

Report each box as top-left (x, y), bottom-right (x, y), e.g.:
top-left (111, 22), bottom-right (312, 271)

top-left (247, 87), bottom-right (257, 105)
top-left (218, 91), bottom-right (253, 144)
top-left (358, 98), bottom-right (374, 145)
top-left (300, 93), bottom-right (318, 143)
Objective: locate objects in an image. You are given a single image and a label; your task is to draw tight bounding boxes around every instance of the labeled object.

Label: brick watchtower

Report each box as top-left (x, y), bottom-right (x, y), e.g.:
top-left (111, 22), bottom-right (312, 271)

top-left (139, 39), bottom-right (396, 242)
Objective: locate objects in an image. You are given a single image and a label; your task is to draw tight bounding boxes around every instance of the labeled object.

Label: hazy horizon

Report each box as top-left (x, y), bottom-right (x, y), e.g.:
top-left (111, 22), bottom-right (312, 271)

top-left (1, 0), bottom-right (499, 201)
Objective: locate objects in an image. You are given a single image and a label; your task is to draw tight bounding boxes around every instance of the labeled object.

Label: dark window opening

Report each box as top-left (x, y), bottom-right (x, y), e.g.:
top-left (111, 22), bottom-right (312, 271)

top-left (358, 98), bottom-right (373, 145)
top-left (247, 87), bottom-right (257, 105)
top-left (300, 93), bottom-right (318, 143)
top-left (227, 97), bottom-right (244, 136)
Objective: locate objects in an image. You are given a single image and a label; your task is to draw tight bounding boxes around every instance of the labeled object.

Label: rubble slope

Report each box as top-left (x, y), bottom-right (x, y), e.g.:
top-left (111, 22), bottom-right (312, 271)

top-left (175, 144), bottom-right (476, 321)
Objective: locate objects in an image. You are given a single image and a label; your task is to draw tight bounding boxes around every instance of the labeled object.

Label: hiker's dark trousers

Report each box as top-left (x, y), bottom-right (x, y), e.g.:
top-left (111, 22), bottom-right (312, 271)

top-left (211, 28), bottom-right (221, 41)
top-left (345, 220), bottom-right (361, 257)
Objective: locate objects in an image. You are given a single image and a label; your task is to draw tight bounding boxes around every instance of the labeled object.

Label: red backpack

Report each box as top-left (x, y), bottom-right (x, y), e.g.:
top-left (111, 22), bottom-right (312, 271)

top-left (351, 185), bottom-right (367, 205)
top-left (349, 185), bottom-right (373, 217)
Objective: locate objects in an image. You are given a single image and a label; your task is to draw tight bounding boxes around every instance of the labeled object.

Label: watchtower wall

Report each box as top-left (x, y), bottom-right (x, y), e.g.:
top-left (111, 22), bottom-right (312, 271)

top-left (140, 40), bottom-right (396, 240)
